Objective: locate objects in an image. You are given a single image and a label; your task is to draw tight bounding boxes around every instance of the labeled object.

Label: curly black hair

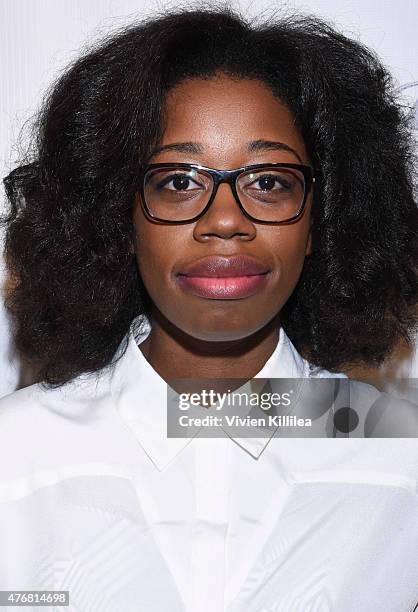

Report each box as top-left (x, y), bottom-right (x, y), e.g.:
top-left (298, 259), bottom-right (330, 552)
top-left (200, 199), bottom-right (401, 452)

top-left (3, 4), bottom-right (418, 387)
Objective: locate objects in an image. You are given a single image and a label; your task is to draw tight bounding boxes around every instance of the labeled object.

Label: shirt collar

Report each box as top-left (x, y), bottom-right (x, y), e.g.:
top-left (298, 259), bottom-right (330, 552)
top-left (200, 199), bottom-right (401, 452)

top-left (110, 315), bottom-right (309, 471)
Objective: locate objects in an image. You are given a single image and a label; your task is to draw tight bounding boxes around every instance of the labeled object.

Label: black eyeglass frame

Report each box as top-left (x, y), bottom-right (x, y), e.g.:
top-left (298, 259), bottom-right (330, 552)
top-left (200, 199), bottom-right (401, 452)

top-left (138, 162), bottom-right (316, 225)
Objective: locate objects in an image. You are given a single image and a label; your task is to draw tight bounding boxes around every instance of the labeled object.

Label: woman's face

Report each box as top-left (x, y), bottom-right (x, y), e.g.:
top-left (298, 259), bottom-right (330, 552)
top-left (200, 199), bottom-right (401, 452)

top-left (133, 74), bottom-right (313, 342)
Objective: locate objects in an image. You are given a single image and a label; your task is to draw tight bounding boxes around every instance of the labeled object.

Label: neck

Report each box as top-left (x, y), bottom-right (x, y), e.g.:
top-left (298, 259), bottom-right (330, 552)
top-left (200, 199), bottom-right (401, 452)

top-left (137, 308), bottom-right (281, 381)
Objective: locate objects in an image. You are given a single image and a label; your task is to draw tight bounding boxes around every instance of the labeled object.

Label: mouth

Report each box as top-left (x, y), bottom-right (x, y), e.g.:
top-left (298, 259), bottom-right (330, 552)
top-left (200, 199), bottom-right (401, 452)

top-left (175, 255), bottom-right (271, 300)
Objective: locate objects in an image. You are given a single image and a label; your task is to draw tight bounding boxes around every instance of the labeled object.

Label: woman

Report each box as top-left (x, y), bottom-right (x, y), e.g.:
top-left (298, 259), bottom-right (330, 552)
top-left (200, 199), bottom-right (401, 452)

top-left (1, 6), bottom-right (418, 612)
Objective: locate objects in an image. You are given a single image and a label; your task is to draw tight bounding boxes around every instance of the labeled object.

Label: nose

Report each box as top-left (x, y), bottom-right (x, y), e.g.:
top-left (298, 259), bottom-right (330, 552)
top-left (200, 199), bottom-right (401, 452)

top-left (193, 181), bottom-right (257, 242)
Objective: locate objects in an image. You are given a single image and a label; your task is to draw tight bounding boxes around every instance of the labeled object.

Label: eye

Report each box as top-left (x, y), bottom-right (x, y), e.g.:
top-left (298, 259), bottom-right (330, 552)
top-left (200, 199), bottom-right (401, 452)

top-left (238, 169), bottom-right (305, 206)
top-left (246, 173), bottom-right (293, 192)
top-left (156, 172), bottom-right (206, 192)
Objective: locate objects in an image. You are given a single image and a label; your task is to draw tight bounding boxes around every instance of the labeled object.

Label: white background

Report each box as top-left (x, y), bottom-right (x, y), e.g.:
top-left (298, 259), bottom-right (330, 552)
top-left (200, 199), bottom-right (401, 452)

top-left (1, 0), bottom-right (417, 397)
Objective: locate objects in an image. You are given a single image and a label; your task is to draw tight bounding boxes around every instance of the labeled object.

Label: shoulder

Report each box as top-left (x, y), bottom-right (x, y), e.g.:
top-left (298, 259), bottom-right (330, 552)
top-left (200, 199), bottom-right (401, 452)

top-left (0, 382), bottom-right (51, 434)
top-left (0, 372), bottom-right (110, 421)
top-left (0, 384), bottom-right (55, 481)
top-left (0, 372), bottom-right (112, 480)
top-left (307, 363), bottom-right (348, 378)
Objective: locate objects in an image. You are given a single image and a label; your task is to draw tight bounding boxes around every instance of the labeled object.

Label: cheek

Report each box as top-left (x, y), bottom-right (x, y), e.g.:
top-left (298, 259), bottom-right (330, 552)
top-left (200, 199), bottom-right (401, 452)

top-left (133, 218), bottom-right (181, 301)
top-left (135, 229), bottom-right (165, 281)
top-left (281, 237), bottom-right (309, 278)
top-left (268, 223), bottom-right (311, 282)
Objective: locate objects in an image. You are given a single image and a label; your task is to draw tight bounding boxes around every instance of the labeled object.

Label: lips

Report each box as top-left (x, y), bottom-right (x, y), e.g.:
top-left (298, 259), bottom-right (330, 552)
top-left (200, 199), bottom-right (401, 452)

top-left (175, 255), bottom-right (271, 299)
top-left (177, 255), bottom-right (270, 278)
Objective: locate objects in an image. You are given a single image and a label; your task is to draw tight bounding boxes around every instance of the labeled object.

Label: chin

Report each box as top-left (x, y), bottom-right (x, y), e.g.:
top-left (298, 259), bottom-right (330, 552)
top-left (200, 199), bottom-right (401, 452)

top-left (179, 320), bottom-right (268, 343)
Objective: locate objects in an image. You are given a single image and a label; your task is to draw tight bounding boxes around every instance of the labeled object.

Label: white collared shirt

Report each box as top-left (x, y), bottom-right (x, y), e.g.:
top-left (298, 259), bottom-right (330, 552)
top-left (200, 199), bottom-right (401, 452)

top-left (0, 316), bottom-right (417, 612)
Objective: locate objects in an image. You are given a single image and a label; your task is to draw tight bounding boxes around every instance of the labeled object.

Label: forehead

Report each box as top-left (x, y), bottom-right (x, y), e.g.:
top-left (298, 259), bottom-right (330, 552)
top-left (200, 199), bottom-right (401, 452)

top-left (160, 75), bottom-right (307, 163)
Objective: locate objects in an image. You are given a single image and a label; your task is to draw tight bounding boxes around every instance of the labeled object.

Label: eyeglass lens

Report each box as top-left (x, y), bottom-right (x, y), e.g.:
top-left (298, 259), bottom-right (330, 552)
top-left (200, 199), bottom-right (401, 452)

top-left (143, 166), bottom-right (306, 222)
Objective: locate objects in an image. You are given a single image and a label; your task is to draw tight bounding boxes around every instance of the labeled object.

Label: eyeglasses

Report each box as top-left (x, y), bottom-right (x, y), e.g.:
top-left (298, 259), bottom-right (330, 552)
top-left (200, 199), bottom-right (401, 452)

top-left (138, 162), bottom-right (315, 224)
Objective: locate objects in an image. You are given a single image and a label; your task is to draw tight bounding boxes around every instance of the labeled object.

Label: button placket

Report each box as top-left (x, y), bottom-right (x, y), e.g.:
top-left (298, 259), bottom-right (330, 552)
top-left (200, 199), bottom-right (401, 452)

top-left (191, 437), bottom-right (231, 612)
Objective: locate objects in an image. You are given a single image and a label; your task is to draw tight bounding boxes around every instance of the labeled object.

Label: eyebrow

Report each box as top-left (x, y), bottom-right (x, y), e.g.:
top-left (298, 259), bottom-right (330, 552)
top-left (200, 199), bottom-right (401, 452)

top-left (150, 139), bottom-right (303, 163)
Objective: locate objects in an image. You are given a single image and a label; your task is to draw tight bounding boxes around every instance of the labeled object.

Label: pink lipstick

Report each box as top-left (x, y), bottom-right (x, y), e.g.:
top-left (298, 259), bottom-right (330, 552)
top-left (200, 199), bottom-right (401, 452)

top-left (175, 255), bottom-right (271, 299)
